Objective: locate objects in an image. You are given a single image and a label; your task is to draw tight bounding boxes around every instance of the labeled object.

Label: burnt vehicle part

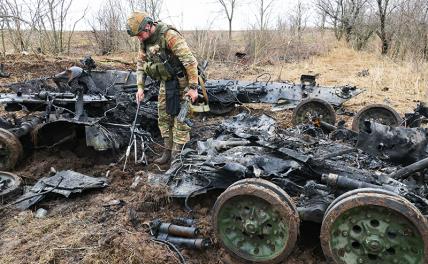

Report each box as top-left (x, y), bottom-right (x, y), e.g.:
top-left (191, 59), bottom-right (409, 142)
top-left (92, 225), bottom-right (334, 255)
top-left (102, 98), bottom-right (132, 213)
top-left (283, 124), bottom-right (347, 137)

top-left (205, 74), bottom-right (363, 114)
top-left (291, 98), bottom-right (336, 125)
top-left (0, 171), bottom-right (22, 203)
top-left (356, 121), bottom-right (428, 164)
top-left (352, 104), bottom-right (402, 132)
top-left (2, 65), bottom-right (362, 158)
top-left (151, 113), bottom-right (428, 263)
top-left (402, 102), bottom-right (428, 128)
top-left (14, 170), bottom-right (108, 210)
top-left (149, 219), bottom-right (211, 250)
top-left (212, 178), bottom-right (299, 263)
top-left (320, 188), bottom-right (428, 264)
top-left (0, 128), bottom-right (24, 170)
top-left (0, 116), bottom-right (43, 170)
top-left (0, 66), bottom-right (161, 169)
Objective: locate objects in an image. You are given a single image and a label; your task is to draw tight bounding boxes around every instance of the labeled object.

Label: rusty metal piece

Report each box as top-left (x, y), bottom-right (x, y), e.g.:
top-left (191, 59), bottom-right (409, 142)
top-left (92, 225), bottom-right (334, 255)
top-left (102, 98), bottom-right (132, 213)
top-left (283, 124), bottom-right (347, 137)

top-left (0, 128), bottom-right (23, 170)
top-left (352, 104), bottom-right (402, 132)
top-left (172, 217), bottom-right (196, 227)
top-left (320, 188), bottom-right (428, 264)
top-left (13, 116), bottom-right (43, 138)
top-left (389, 156), bottom-right (428, 180)
top-left (0, 171), bottom-right (22, 203)
top-left (229, 178), bottom-right (298, 213)
top-left (213, 178), bottom-right (299, 264)
top-left (159, 223), bottom-right (199, 238)
top-left (292, 98), bottom-right (336, 126)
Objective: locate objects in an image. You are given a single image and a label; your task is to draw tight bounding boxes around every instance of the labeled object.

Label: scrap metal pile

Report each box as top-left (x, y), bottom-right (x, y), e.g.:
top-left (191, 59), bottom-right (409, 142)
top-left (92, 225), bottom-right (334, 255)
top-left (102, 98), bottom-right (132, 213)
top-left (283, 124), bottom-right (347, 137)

top-left (5, 58), bottom-right (426, 264)
top-left (0, 57), bottom-right (362, 172)
top-left (155, 113), bottom-right (428, 264)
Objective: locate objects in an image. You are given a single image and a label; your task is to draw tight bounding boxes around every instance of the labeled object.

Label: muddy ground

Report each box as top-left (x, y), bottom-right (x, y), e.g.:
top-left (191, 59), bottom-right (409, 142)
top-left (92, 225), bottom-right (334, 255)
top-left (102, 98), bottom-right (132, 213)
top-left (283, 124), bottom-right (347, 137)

top-left (0, 54), bottom-right (359, 264)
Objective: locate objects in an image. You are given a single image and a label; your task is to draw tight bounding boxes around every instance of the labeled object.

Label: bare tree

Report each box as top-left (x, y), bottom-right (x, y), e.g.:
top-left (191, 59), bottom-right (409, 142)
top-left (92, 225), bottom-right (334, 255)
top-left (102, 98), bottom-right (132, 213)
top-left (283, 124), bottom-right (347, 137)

top-left (90, 0), bottom-right (127, 55)
top-left (391, 0), bottom-right (428, 60)
top-left (350, 7), bottom-right (377, 50)
top-left (316, 0), bottom-right (369, 42)
top-left (374, 0), bottom-right (401, 54)
top-left (45, 0), bottom-right (74, 53)
top-left (1, 0), bottom-right (31, 52)
top-left (289, 0), bottom-right (308, 40)
top-left (257, 0), bottom-right (275, 31)
top-left (216, 0), bottom-right (237, 39)
top-left (126, 0), bottom-right (164, 20)
top-left (66, 6), bottom-right (88, 55)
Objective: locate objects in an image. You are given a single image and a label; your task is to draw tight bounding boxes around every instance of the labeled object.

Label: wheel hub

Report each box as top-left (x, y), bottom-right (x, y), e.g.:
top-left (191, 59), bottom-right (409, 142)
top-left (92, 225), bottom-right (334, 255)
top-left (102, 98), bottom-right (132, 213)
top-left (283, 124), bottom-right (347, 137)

top-left (364, 236), bottom-right (384, 254)
top-left (322, 192), bottom-right (427, 264)
top-left (244, 220), bottom-right (260, 234)
top-left (292, 98), bottom-right (336, 126)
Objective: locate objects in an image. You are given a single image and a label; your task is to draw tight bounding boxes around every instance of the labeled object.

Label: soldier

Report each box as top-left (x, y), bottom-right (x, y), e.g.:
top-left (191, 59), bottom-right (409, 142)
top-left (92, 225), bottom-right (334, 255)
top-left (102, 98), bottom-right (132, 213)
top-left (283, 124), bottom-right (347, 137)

top-left (126, 11), bottom-right (199, 165)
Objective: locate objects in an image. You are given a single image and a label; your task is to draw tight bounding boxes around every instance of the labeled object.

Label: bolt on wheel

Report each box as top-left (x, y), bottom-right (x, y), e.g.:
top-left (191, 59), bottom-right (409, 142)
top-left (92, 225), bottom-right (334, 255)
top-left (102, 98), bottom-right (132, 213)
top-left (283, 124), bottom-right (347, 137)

top-left (213, 178), bottom-right (299, 263)
top-left (321, 190), bottom-right (428, 264)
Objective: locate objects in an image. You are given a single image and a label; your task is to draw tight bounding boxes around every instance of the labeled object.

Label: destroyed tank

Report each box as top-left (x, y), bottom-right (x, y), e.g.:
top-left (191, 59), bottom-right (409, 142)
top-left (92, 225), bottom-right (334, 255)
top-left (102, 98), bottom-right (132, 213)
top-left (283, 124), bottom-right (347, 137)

top-left (0, 58), bottom-right (363, 171)
top-left (153, 113), bottom-right (428, 264)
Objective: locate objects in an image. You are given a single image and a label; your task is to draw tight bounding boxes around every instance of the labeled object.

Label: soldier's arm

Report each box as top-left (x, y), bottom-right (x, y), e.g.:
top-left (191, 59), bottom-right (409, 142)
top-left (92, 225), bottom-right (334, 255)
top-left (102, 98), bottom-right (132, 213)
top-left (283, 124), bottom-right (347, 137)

top-left (136, 42), bottom-right (146, 90)
top-left (164, 30), bottom-right (198, 88)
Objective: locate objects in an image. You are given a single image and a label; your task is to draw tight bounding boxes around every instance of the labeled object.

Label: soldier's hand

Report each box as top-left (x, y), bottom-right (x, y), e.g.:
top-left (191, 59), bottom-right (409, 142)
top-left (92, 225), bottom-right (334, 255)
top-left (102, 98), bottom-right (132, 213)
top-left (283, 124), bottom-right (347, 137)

top-left (136, 88), bottom-right (144, 102)
top-left (185, 88), bottom-right (198, 103)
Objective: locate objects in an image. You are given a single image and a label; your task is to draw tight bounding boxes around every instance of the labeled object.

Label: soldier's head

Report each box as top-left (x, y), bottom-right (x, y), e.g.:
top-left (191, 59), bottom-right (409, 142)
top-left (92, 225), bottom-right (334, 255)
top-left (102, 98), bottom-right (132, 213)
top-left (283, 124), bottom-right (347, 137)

top-left (126, 11), bottom-right (155, 42)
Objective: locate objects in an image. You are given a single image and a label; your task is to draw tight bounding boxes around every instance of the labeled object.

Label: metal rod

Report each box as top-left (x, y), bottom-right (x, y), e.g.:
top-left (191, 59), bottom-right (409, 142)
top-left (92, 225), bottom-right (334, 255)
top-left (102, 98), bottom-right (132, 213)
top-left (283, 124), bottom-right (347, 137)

top-left (389, 156), bottom-right (428, 180)
top-left (123, 102), bottom-right (141, 171)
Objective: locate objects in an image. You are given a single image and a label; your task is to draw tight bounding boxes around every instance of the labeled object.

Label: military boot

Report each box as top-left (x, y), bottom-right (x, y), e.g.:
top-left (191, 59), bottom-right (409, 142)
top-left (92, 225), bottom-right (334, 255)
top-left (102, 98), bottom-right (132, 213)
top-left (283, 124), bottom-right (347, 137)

top-left (154, 137), bottom-right (173, 164)
top-left (171, 143), bottom-right (184, 161)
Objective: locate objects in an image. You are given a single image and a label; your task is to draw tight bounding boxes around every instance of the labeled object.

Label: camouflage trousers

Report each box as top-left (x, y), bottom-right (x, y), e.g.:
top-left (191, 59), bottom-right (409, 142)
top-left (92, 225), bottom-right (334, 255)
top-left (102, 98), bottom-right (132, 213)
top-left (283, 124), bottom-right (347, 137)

top-left (158, 78), bottom-right (191, 145)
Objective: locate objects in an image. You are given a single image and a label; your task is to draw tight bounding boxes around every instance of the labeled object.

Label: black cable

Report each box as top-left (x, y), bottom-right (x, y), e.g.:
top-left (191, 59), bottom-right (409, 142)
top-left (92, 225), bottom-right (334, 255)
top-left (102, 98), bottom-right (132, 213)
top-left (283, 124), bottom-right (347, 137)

top-left (151, 239), bottom-right (186, 264)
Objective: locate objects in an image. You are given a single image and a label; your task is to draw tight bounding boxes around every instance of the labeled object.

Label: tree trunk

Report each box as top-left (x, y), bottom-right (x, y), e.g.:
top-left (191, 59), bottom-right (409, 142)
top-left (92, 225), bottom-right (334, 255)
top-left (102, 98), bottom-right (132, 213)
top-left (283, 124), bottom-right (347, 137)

top-left (0, 28), bottom-right (5, 56)
top-left (228, 19), bottom-right (232, 39)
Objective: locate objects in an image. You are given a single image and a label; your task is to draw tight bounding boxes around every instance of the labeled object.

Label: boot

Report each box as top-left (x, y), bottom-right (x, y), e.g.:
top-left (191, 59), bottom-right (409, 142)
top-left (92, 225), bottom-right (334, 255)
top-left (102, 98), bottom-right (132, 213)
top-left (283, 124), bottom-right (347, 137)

top-left (171, 143), bottom-right (184, 161)
top-left (154, 137), bottom-right (173, 164)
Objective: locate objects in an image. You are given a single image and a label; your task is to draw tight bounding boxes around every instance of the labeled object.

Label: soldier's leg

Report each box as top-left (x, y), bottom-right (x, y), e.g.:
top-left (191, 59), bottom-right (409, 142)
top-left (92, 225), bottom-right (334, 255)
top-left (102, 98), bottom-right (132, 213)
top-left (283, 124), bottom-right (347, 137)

top-left (158, 81), bottom-right (174, 137)
top-left (171, 77), bottom-right (191, 158)
top-left (172, 117), bottom-right (191, 145)
top-left (155, 81), bottom-right (174, 164)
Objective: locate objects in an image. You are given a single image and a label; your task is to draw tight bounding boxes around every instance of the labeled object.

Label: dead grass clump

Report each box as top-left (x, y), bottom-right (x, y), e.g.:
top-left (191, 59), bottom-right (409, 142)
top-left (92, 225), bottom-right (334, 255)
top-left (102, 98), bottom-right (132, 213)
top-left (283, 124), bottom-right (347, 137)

top-left (243, 30), bottom-right (334, 66)
top-left (132, 173), bottom-right (171, 212)
top-left (82, 232), bottom-right (175, 264)
top-left (186, 30), bottom-right (237, 63)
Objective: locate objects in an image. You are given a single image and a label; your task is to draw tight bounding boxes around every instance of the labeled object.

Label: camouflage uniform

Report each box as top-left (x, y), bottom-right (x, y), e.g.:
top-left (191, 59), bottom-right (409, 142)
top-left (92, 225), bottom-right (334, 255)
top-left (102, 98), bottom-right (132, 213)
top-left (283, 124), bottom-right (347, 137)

top-left (136, 22), bottom-right (198, 145)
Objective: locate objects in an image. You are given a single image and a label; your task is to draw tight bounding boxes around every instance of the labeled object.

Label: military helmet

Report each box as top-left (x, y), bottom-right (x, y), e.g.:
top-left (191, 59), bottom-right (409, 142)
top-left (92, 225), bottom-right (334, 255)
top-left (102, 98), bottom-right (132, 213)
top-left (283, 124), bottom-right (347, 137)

top-left (126, 11), bottom-right (154, 36)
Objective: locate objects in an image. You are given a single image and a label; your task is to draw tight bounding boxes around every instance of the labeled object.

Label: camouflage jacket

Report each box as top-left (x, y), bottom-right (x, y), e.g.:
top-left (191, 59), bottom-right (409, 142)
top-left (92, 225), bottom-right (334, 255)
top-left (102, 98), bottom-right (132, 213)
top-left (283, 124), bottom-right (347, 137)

top-left (136, 22), bottom-right (198, 89)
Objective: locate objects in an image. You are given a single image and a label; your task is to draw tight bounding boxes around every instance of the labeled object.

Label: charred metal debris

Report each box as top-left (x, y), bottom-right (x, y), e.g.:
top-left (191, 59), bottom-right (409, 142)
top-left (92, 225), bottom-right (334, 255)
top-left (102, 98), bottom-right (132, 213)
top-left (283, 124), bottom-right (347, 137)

top-left (6, 57), bottom-right (428, 263)
top-left (14, 170), bottom-right (108, 210)
top-left (152, 113), bottom-right (428, 264)
top-left (0, 57), bottom-right (362, 171)
top-left (149, 218), bottom-right (211, 250)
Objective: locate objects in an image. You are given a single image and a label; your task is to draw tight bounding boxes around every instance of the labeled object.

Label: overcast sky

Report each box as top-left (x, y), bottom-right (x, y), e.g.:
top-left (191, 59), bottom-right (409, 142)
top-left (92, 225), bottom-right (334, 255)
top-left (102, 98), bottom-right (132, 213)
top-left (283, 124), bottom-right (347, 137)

top-left (67, 0), bottom-right (315, 31)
